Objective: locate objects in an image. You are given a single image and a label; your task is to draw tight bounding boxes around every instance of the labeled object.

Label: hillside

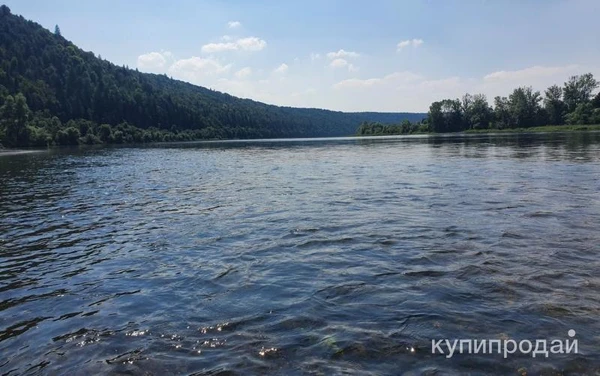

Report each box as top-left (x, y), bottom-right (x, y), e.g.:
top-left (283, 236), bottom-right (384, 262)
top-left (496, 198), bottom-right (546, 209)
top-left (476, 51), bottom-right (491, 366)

top-left (0, 5), bottom-right (425, 147)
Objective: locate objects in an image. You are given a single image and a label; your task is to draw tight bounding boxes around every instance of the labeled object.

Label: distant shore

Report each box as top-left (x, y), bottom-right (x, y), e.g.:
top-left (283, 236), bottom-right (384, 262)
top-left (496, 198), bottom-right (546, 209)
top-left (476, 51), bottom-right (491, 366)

top-left (464, 124), bottom-right (600, 134)
top-left (2, 125), bottom-right (600, 154)
top-left (356, 124), bottom-right (600, 137)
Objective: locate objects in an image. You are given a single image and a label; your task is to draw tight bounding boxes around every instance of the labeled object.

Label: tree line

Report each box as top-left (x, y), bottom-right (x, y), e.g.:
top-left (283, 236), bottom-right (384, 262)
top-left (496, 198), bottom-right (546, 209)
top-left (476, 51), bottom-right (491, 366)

top-left (358, 73), bottom-right (600, 136)
top-left (0, 5), bottom-right (424, 148)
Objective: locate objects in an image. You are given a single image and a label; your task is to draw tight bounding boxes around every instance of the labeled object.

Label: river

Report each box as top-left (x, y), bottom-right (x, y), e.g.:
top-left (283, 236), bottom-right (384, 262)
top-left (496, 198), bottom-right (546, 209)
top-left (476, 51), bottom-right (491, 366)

top-left (1, 132), bottom-right (599, 374)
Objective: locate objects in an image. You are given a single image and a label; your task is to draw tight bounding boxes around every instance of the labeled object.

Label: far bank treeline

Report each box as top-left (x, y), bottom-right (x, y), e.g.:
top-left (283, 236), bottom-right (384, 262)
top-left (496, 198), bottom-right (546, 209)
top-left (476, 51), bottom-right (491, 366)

top-left (358, 73), bottom-right (600, 136)
top-left (0, 6), bottom-right (424, 148)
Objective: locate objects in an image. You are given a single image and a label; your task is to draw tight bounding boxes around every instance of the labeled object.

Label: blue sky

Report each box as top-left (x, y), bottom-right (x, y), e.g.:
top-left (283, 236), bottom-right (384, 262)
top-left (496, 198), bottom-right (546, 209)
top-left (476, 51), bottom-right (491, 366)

top-left (4, 0), bottom-right (600, 112)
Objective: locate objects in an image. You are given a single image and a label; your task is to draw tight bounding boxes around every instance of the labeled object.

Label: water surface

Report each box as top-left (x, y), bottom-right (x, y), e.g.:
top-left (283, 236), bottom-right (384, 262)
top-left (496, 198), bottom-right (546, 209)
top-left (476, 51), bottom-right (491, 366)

top-left (1, 133), bottom-right (599, 374)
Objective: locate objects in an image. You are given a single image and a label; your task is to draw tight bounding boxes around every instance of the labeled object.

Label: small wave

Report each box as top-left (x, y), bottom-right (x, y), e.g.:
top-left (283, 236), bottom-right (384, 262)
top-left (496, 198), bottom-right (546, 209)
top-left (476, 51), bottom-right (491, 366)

top-left (404, 270), bottom-right (447, 277)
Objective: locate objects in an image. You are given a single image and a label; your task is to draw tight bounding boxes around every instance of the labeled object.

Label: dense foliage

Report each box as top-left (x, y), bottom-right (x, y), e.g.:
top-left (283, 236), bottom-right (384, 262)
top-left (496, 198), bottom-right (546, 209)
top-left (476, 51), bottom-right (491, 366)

top-left (0, 5), bottom-right (425, 147)
top-left (358, 73), bottom-right (600, 136)
top-left (356, 120), bottom-right (429, 136)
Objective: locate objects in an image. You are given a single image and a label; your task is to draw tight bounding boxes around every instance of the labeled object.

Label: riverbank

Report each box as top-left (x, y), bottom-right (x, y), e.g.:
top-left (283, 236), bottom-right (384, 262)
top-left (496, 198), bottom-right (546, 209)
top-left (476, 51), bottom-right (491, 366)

top-left (3, 125), bottom-right (600, 154)
top-left (464, 124), bottom-right (600, 134)
top-left (356, 124), bottom-right (600, 137)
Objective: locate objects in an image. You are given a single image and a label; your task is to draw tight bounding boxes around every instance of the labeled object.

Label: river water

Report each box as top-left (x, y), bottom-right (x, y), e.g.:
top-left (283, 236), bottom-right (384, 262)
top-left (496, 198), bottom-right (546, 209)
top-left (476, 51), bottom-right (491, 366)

top-left (1, 133), bottom-right (599, 375)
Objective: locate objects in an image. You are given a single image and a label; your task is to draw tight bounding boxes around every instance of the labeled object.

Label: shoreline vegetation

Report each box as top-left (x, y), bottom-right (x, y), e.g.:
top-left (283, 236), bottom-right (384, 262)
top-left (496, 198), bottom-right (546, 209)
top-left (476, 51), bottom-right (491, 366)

top-left (4, 124), bottom-right (599, 157)
top-left (354, 124), bottom-right (600, 137)
top-left (357, 73), bottom-right (600, 137)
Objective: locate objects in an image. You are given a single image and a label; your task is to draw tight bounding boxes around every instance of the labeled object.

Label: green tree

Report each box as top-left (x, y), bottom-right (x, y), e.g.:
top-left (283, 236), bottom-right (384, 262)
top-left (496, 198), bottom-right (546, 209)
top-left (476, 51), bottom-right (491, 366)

top-left (544, 85), bottom-right (565, 125)
top-left (111, 129), bottom-right (124, 143)
top-left (55, 126), bottom-right (80, 145)
top-left (54, 25), bottom-right (61, 36)
top-left (98, 124), bottom-right (113, 142)
top-left (427, 99), bottom-right (464, 133)
top-left (400, 119), bottom-right (413, 133)
top-left (493, 96), bottom-right (512, 129)
top-left (463, 93), bottom-right (492, 129)
top-left (565, 103), bottom-right (600, 125)
top-left (563, 73), bottom-right (598, 112)
top-left (0, 93), bottom-right (31, 146)
top-left (508, 86), bottom-right (543, 128)
top-left (428, 101), bottom-right (445, 132)
top-left (441, 99), bottom-right (463, 132)
top-left (28, 125), bottom-right (52, 146)
top-left (592, 92), bottom-right (600, 109)
top-left (0, 5), bottom-right (10, 16)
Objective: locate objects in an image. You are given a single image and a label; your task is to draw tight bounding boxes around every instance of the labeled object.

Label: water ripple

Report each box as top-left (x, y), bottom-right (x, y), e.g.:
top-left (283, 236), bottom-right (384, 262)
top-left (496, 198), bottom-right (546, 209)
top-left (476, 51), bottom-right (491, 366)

top-left (1, 133), bottom-right (600, 374)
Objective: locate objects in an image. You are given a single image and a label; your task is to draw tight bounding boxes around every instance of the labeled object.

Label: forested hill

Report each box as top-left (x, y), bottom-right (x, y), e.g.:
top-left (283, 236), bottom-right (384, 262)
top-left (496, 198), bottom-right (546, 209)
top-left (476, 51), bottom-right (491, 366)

top-left (0, 5), bottom-right (425, 147)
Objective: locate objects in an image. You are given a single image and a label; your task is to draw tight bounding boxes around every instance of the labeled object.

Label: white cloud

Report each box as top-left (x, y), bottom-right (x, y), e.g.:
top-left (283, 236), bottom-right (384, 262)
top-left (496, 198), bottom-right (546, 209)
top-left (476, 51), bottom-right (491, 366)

top-left (227, 21), bottom-right (242, 29)
top-left (334, 78), bottom-right (382, 89)
top-left (484, 65), bottom-right (579, 82)
top-left (383, 71), bottom-right (423, 81)
top-left (236, 37), bottom-right (267, 51)
top-left (168, 57), bottom-right (232, 85)
top-left (397, 39), bottom-right (424, 51)
top-left (333, 71), bottom-right (422, 90)
top-left (274, 63), bottom-right (289, 74)
top-left (310, 52), bottom-right (321, 61)
top-left (137, 51), bottom-right (172, 73)
top-left (201, 42), bottom-right (238, 53)
top-left (221, 35), bottom-right (233, 41)
top-left (235, 67), bottom-right (252, 79)
top-left (397, 40), bottom-right (411, 49)
top-left (419, 76), bottom-right (461, 90)
top-left (330, 58), bottom-right (349, 68)
top-left (291, 88), bottom-right (317, 97)
top-left (329, 58), bottom-right (358, 72)
top-left (326, 49), bottom-right (360, 59)
top-left (331, 71), bottom-right (465, 112)
top-left (201, 37), bottom-right (267, 53)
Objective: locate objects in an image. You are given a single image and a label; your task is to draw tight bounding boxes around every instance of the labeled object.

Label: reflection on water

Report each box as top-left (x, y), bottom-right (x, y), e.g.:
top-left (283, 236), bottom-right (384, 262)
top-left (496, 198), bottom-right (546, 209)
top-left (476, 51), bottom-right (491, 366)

top-left (1, 132), bottom-right (600, 374)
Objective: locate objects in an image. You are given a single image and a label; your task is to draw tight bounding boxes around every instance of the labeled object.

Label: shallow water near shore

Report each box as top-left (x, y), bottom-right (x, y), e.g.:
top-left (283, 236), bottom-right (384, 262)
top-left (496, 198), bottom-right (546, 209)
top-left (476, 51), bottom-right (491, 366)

top-left (1, 132), bottom-right (599, 375)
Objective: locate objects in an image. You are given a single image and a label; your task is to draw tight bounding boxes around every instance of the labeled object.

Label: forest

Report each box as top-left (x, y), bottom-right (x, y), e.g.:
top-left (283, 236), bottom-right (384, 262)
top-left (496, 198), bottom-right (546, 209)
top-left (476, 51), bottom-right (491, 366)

top-left (357, 73), bottom-right (600, 136)
top-left (0, 5), bottom-right (425, 148)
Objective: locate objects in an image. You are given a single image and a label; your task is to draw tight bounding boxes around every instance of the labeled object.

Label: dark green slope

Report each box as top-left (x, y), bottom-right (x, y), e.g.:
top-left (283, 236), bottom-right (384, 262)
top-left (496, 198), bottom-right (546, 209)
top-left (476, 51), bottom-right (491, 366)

top-left (0, 5), bottom-right (425, 146)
